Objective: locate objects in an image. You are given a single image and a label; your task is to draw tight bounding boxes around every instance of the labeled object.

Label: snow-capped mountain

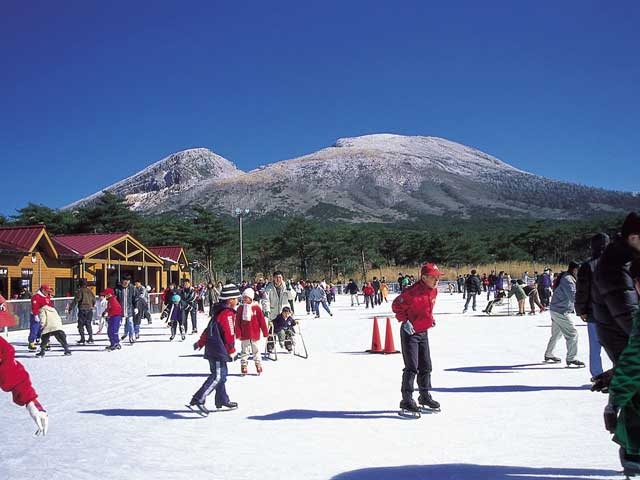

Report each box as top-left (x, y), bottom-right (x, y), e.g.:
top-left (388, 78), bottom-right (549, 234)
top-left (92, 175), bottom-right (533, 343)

top-left (66, 134), bottom-right (640, 221)
top-left (66, 148), bottom-right (243, 210)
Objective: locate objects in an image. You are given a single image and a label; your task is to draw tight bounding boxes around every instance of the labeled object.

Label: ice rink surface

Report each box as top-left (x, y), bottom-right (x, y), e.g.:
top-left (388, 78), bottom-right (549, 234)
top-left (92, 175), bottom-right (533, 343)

top-left (0, 291), bottom-right (623, 480)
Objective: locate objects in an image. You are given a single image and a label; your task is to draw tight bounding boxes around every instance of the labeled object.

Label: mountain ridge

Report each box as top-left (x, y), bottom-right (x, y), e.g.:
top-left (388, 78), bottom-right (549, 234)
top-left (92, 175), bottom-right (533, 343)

top-left (66, 134), bottom-right (640, 222)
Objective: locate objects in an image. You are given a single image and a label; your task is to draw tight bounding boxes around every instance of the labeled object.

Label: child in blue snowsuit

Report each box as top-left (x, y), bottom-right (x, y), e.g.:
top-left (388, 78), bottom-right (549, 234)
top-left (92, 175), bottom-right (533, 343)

top-left (168, 294), bottom-right (185, 341)
top-left (268, 306), bottom-right (297, 353)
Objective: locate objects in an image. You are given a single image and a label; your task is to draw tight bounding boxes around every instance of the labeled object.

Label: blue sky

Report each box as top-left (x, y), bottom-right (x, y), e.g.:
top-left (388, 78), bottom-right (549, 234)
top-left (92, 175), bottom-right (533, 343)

top-left (1, 0), bottom-right (638, 217)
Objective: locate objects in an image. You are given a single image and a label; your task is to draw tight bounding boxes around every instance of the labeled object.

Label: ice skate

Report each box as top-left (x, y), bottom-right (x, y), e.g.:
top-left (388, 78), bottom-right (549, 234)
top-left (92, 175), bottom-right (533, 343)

top-left (28, 342), bottom-right (37, 351)
top-left (241, 364), bottom-right (248, 376)
top-left (566, 359), bottom-right (585, 368)
top-left (256, 363), bottom-right (263, 375)
top-left (544, 356), bottom-right (561, 363)
top-left (398, 399), bottom-right (421, 419)
top-left (186, 399), bottom-right (209, 417)
top-left (418, 393), bottom-right (441, 412)
top-left (215, 401), bottom-right (238, 411)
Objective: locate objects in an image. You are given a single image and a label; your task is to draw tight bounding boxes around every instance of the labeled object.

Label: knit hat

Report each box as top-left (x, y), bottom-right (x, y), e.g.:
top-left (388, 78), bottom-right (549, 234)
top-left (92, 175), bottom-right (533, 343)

top-left (171, 294), bottom-right (181, 303)
top-left (568, 261), bottom-right (580, 271)
top-left (621, 212), bottom-right (640, 237)
top-left (242, 287), bottom-right (255, 300)
top-left (219, 283), bottom-right (241, 300)
top-left (40, 284), bottom-right (53, 293)
top-left (420, 263), bottom-right (443, 277)
top-left (100, 288), bottom-right (114, 296)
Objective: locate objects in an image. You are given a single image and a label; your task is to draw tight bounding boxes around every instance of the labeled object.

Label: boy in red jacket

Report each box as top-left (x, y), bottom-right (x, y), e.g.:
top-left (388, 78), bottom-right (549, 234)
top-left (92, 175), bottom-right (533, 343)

top-left (235, 288), bottom-right (269, 375)
top-left (100, 288), bottom-right (123, 351)
top-left (392, 263), bottom-right (443, 415)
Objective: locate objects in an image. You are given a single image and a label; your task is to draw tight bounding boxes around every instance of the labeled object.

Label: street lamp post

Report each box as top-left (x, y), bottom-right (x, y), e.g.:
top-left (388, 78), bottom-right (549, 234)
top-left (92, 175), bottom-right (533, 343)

top-left (234, 208), bottom-right (250, 283)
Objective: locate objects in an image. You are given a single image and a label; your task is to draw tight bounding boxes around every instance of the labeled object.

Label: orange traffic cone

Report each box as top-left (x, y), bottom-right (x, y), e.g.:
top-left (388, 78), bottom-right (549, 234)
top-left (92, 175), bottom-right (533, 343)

top-left (366, 317), bottom-right (383, 353)
top-left (382, 317), bottom-right (400, 354)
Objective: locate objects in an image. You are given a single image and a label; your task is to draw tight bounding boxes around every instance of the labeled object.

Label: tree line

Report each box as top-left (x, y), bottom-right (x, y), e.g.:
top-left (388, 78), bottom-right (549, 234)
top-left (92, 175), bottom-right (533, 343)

top-left (0, 192), bottom-right (628, 282)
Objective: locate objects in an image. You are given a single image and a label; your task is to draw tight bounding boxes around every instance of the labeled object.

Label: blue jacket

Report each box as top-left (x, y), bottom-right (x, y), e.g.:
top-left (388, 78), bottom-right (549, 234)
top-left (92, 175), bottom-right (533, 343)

top-left (203, 304), bottom-right (236, 362)
top-left (272, 313), bottom-right (295, 334)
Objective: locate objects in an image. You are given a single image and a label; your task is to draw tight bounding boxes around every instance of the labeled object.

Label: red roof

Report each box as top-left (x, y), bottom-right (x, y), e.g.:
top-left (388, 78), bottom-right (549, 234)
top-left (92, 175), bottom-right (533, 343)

top-left (149, 246), bottom-right (184, 263)
top-left (0, 225), bottom-right (48, 253)
top-left (53, 233), bottom-right (128, 256)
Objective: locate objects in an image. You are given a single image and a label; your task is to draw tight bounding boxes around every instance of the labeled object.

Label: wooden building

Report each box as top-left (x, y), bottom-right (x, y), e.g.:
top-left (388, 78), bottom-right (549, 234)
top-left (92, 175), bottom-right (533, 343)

top-left (148, 246), bottom-right (190, 286)
top-left (0, 226), bottom-right (182, 298)
top-left (52, 233), bottom-right (165, 293)
top-left (0, 225), bottom-right (69, 298)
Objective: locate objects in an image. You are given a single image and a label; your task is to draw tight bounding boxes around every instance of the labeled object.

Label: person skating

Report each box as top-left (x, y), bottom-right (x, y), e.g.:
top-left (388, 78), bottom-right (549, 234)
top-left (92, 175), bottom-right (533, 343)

top-left (181, 278), bottom-right (198, 335)
top-left (462, 270), bottom-right (482, 312)
top-left (101, 288), bottom-right (123, 351)
top-left (69, 278), bottom-right (96, 345)
top-left (167, 294), bottom-right (185, 341)
top-left (392, 263), bottom-right (443, 416)
top-left (606, 259), bottom-right (640, 476)
top-left (235, 288), bottom-right (268, 375)
top-left (29, 285), bottom-right (54, 351)
top-left (543, 261), bottom-right (585, 367)
top-left (189, 284), bottom-right (240, 415)
top-left (269, 306), bottom-right (297, 353)
top-left (36, 305), bottom-right (72, 357)
top-left (575, 233), bottom-right (610, 380)
top-left (0, 336), bottom-right (48, 435)
top-left (506, 280), bottom-right (527, 315)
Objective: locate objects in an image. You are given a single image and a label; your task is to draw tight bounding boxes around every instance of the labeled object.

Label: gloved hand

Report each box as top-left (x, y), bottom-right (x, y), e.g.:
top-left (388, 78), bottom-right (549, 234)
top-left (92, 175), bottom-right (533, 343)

top-left (264, 312), bottom-right (270, 319)
top-left (591, 369), bottom-right (614, 393)
top-left (26, 400), bottom-right (48, 436)
top-left (604, 403), bottom-right (619, 433)
top-left (134, 308), bottom-right (139, 315)
top-left (402, 321), bottom-right (415, 335)
top-left (228, 352), bottom-right (238, 362)
top-left (580, 314), bottom-right (588, 322)
top-left (193, 342), bottom-right (200, 351)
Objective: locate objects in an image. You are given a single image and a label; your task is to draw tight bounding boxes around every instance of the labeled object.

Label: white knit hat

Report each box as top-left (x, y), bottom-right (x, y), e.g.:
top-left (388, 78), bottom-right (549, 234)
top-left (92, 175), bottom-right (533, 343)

top-left (219, 284), bottom-right (241, 300)
top-left (242, 287), bottom-right (255, 300)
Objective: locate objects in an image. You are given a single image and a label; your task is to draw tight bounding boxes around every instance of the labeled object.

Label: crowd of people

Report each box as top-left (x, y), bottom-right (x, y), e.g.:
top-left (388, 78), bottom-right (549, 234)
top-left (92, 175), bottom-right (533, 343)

top-left (1, 212), bottom-right (639, 474)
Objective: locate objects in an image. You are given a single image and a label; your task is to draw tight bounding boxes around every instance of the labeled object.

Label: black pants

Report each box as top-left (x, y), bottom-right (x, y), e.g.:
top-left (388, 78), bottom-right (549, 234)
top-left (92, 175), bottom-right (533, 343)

top-left (41, 330), bottom-right (70, 353)
top-left (400, 329), bottom-right (432, 401)
top-left (183, 307), bottom-right (197, 331)
top-left (77, 309), bottom-right (94, 341)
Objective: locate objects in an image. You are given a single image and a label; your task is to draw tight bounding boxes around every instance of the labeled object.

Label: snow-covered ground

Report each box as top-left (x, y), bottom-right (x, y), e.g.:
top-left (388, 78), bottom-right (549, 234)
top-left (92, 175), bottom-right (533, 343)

top-left (0, 291), bottom-right (623, 480)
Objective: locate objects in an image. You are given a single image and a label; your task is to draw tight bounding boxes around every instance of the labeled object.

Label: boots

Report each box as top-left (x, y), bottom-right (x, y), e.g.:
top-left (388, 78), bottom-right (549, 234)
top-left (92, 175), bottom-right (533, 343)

top-left (256, 363), bottom-right (263, 375)
top-left (241, 364), bottom-right (248, 375)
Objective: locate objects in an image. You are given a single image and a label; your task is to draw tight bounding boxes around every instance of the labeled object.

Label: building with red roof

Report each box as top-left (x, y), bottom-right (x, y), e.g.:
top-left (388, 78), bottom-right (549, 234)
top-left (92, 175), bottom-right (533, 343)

top-left (0, 226), bottom-right (174, 298)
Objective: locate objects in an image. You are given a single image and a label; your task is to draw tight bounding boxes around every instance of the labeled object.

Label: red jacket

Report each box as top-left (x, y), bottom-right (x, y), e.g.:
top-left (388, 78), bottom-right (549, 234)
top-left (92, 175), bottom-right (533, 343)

top-left (106, 296), bottom-right (123, 317)
top-left (196, 308), bottom-right (237, 355)
top-left (392, 280), bottom-right (438, 333)
top-left (363, 284), bottom-right (375, 296)
top-left (0, 337), bottom-right (38, 406)
top-left (235, 303), bottom-right (268, 341)
top-left (31, 291), bottom-right (53, 316)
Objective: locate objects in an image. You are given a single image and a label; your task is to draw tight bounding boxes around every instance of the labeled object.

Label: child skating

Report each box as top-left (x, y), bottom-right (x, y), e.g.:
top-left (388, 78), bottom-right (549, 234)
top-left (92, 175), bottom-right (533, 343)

top-left (101, 288), bottom-right (123, 351)
top-left (189, 284), bottom-right (240, 415)
top-left (235, 288), bottom-right (269, 375)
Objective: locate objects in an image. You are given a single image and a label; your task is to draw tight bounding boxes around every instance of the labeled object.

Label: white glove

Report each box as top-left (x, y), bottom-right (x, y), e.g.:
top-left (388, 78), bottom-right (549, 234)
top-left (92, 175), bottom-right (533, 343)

top-left (26, 400), bottom-right (49, 436)
top-left (134, 308), bottom-right (139, 315)
top-left (402, 321), bottom-right (415, 335)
